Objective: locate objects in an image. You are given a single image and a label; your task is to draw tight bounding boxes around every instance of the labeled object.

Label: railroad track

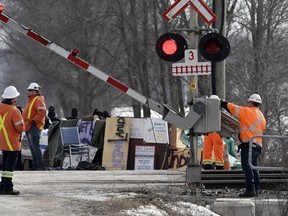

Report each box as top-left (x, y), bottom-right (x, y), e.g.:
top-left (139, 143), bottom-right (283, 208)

top-left (19, 169), bottom-right (287, 190)
top-left (201, 169), bottom-right (288, 189)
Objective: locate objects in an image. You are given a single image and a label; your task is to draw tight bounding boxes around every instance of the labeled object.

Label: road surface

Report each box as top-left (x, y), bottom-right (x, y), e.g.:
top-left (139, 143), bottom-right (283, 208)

top-left (0, 170), bottom-right (188, 216)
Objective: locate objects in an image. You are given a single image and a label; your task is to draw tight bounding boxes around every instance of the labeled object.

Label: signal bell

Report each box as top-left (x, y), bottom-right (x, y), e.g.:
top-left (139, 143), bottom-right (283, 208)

top-left (156, 33), bottom-right (188, 62)
top-left (198, 33), bottom-right (230, 62)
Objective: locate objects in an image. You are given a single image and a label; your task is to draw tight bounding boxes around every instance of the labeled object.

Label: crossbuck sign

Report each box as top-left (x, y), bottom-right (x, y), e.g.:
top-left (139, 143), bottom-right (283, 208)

top-left (162, 0), bottom-right (216, 25)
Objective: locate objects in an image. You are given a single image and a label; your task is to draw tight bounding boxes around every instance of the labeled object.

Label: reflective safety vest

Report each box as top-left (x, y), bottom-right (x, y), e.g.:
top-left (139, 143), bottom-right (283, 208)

top-left (23, 95), bottom-right (46, 131)
top-left (0, 105), bottom-right (24, 151)
top-left (227, 103), bottom-right (266, 147)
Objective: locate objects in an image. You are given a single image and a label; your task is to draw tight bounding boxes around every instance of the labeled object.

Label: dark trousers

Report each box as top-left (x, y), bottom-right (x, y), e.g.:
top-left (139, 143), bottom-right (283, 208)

top-left (26, 125), bottom-right (45, 169)
top-left (241, 146), bottom-right (261, 192)
top-left (1, 151), bottom-right (19, 192)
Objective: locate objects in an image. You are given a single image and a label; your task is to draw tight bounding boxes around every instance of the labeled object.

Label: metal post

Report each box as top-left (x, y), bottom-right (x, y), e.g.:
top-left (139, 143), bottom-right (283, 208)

top-left (249, 135), bottom-right (288, 171)
top-left (186, 7), bottom-right (202, 195)
top-left (212, 0), bottom-right (227, 99)
top-left (211, 62), bottom-right (217, 94)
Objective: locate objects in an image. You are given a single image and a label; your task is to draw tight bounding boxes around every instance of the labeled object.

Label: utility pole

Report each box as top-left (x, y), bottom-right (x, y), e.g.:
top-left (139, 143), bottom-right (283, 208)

top-left (213, 0), bottom-right (227, 99)
top-left (189, 8), bottom-right (198, 99)
top-left (186, 8), bottom-right (201, 195)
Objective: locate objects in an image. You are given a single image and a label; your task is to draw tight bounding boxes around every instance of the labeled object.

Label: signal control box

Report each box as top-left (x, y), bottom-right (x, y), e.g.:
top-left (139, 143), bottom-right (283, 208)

top-left (192, 97), bottom-right (221, 134)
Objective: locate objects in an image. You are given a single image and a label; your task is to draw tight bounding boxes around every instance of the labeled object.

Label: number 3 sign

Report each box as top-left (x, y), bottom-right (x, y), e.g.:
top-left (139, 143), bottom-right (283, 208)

top-left (172, 49), bottom-right (212, 76)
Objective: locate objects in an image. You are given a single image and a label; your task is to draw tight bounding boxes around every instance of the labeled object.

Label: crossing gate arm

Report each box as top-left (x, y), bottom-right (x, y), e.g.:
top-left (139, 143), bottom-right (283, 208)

top-left (0, 10), bottom-right (205, 130)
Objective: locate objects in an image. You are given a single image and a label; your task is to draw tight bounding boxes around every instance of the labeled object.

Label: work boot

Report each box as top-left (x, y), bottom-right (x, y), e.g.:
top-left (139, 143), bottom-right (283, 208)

top-left (238, 190), bottom-right (256, 198)
top-left (2, 190), bottom-right (20, 195)
top-left (215, 165), bottom-right (224, 170)
top-left (203, 164), bottom-right (213, 170)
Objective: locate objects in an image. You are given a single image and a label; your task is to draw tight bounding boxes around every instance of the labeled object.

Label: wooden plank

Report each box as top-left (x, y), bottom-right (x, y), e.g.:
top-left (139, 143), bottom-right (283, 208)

top-left (102, 117), bottom-right (131, 170)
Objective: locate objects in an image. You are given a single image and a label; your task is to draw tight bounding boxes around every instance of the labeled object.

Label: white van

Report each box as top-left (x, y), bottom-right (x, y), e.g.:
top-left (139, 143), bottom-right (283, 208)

top-left (21, 129), bottom-right (49, 157)
top-left (0, 129), bottom-right (48, 166)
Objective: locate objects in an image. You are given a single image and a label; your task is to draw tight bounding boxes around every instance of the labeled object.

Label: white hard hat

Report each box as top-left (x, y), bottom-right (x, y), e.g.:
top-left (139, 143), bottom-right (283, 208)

top-left (248, 93), bottom-right (262, 104)
top-left (2, 86), bottom-right (20, 99)
top-left (210, 95), bottom-right (220, 99)
top-left (27, 82), bottom-right (41, 91)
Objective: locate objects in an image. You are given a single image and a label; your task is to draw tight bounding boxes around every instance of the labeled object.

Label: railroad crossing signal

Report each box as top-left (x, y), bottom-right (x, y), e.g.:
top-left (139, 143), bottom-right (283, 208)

top-left (198, 33), bottom-right (230, 62)
top-left (155, 33), bottom-right (188, 62)
top-left (172, 49), bottom-right (211, 76)
top-left (162, 0), bottom-right (217, 25)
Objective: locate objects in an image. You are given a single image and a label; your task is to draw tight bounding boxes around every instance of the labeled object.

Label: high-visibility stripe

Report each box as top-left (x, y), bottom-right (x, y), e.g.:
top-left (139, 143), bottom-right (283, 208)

top-left (14, 119), bottom-right (24, 126)
top-left (0, 109), bottom-right (16, 151)
top-left (202, 160), bottom-right (212, 165)
top-left (2, 171), bottom-right (13, 178)
top-left (27, 96), bottom-right (38, 119)
top-left (215, 161), bottom-right (224, 166)
top-left (37, 106), bottom-right (46, 111)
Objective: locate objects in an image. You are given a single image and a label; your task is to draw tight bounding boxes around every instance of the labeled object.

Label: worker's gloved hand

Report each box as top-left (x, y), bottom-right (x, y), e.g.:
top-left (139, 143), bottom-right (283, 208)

top-left (220, 100), bottom-right (226, 107)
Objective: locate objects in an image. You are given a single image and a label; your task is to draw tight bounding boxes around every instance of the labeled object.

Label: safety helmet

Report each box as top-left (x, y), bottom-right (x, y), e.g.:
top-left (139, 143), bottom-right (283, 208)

top-left (2, 86), bottom-right (20, 99)
top-left (27, 82), bottom-right (41, 91)
top-left (210, 95), bottom-right (220, 99)
top-left (248, 94), bottom-right (262, 104)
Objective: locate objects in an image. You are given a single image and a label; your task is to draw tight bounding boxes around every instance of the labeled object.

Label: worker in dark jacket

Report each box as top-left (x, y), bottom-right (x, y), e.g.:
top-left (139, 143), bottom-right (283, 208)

top-left (0, 86), bottom-right (25, 195)
top-left (47, 106), bottom-right (60, 122)
top-left (220, 94), bottom-right (266, 197)
top-left (66, 108), bottom-right (79, 120)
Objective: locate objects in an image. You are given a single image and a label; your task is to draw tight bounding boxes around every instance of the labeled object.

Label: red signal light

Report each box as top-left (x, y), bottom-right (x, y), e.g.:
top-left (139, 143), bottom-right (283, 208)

top-left (0, 5), bottom-right (5, 12)
top-left (156, 33), bottom-right (188, 62)
top-left (162, 39), bottom-right (177, 55)
top-left (199, 33), bottom-right (230, 62)
top-left (204, 38), bottom-right (222, 55)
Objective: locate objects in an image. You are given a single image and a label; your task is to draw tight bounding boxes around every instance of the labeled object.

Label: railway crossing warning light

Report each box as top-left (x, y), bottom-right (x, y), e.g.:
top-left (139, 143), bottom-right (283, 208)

top-left (198, 33), bottom-right (230, 62)
top-left (0, 5), bottom-right (5, 12)
top-left (156, 33), bottom-right (188, 62)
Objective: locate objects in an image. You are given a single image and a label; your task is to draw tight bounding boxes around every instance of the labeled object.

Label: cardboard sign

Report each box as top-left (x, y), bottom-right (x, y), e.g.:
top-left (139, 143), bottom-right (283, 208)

top-left (134, 145), bottom-right (155, 170)
top-left (102, 117), bottom-right (131, 170)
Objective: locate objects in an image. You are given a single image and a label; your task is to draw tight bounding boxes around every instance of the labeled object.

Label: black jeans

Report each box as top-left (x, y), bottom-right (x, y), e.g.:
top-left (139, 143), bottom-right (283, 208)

top-left (1, 151), bottom-right (19, 191)
top-left (240, 145), bottom-right (261, 192)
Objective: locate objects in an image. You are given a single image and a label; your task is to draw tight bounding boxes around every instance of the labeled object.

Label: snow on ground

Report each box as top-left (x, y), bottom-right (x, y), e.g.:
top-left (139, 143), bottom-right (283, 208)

top-left (123, 201), bottom-right (219, 216)
top-left (54, 189), bottom-right (220, 216)
top-left (111, 106), bottom-right (162, 118)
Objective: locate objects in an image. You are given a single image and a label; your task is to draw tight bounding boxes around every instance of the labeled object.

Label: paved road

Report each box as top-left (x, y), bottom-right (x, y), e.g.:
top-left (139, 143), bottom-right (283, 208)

top-left (0, 170), bottom-right (186, 215)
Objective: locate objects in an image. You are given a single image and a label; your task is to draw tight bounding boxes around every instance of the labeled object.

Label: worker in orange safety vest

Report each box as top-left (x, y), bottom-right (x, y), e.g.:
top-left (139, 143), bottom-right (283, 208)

top-left (220, 93), bottom-right (266, 198)
top-left (202, 132), bottom-right (224, 170)
top-left (0, 86), bottom-right (25, 195)
top-left (22, 82), bottom-right (47, 170)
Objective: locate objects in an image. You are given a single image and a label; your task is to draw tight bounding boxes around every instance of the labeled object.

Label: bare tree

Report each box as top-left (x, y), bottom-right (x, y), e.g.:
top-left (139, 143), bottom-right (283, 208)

top-left (226, 0), bottom-right (288, 166)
